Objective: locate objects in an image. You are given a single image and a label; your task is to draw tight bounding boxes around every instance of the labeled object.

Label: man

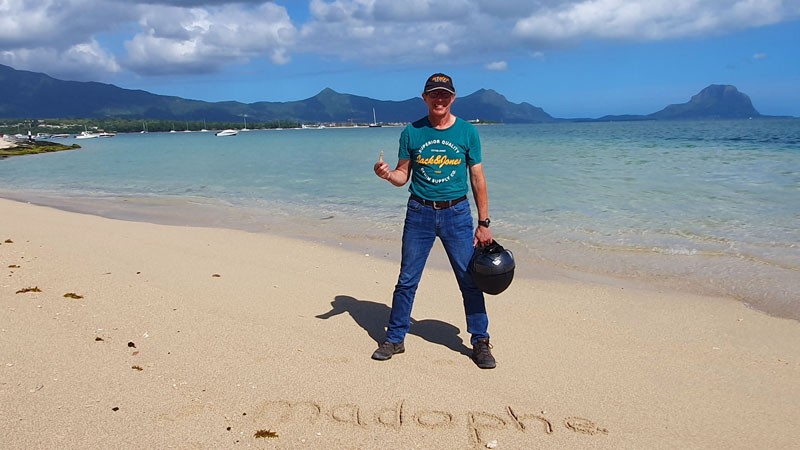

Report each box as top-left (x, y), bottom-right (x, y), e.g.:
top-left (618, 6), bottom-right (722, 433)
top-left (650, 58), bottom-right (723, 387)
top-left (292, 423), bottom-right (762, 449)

top-left (372, 73), bottom-right (496, 369)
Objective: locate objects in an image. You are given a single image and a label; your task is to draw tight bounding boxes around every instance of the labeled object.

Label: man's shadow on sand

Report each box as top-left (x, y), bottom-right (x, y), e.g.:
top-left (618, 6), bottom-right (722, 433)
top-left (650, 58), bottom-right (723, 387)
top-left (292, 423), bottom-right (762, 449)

top-left (316, 295), bottom-right (472, 357)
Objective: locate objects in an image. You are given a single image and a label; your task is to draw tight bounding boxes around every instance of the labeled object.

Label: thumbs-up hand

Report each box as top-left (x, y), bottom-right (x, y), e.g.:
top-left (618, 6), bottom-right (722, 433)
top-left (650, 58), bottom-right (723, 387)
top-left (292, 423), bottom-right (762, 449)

top-left (374, 150), bottom-right (390, 180)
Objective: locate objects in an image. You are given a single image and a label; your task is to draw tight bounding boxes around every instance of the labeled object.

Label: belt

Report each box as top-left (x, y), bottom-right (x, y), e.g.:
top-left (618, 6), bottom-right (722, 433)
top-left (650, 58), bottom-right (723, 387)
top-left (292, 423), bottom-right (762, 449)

top-left (410, 194), bottom-right (467, 210)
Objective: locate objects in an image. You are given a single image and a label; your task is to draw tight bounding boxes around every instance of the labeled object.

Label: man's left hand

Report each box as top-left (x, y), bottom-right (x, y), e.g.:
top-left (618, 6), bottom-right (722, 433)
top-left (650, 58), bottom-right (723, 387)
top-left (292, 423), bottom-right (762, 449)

top-left (474, 225), bottom-right (493, 247)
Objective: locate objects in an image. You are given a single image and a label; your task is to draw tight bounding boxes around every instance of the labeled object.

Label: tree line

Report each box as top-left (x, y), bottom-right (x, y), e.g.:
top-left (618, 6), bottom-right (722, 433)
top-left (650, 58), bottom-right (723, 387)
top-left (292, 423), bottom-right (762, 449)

top-left (1, 118), bottom-right (303, 135)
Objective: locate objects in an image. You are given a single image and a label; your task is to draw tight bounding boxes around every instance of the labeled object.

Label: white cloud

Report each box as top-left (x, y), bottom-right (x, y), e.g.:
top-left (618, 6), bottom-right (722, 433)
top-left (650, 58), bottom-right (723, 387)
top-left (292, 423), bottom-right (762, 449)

top-left (0, 1), bottom-right (295, 78)
top-left (0, 40), bottom-right (120, 81)
top-left (752, 52), bottom-right (768, 60)
top-left (0, 0), bottom-right (131, 79)
top-left (369, 0), bottom-right (473, 22)
top-left (433, 43), bottom-right (450, 55)
top-left (61, 41), bottom-right (123, 73)
top-left (486, 61), bottom-right (508, 71)
top-left (295, 0), bottom-right (800, 66)
top-left (124, 3), bottom-right (296, 75)
top-left (0, 0), bottom-right (798, 80)
top-left (0, 1), bottom-right (134, 48)
top-left (473, 0), bottom-right (547, 19)
top-left (298, 0), bottom-right (497, 64)
top-left (512, 0), bottom-right (796, 42)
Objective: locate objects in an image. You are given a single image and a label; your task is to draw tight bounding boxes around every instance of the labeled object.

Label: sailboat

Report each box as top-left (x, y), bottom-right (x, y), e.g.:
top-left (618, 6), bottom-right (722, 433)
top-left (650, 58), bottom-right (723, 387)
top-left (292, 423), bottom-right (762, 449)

top-left (369, 108), bottom-right (382, 127)
top-left (76, 125), bottom-right (98, 139)
top-left (241, 114), bottom-right (250, 131)
top-left (140, 121), bottom-right (148, 134)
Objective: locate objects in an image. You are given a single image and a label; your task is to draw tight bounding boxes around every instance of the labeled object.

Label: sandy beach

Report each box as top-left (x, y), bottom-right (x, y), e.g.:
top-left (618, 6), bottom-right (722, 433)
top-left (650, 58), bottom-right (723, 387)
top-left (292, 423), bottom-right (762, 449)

top-left (1, 197), bottom-right (798, 449)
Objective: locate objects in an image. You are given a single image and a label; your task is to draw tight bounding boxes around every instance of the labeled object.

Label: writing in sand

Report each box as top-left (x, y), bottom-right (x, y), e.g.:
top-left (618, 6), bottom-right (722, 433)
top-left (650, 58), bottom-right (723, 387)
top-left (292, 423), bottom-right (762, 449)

top-left (239, 399), bottom-right (608, 446)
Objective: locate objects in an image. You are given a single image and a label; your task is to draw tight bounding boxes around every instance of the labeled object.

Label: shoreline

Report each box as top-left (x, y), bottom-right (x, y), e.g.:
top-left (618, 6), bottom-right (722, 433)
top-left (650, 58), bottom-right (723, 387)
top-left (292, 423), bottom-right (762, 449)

top-left (2, 197), bottom-right (799, 449)
top-left (1, 190), bottom-right (797, 324)
top-left (0, 192), bottom-right (719, 290)
top-left (2, 121), bottom-right (797, 325)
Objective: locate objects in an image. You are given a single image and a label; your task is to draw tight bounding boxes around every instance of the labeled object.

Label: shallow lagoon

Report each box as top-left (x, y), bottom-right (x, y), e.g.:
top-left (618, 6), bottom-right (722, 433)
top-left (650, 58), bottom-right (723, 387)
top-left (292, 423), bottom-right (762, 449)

top-left (1, 119), bottom-right (798, 319)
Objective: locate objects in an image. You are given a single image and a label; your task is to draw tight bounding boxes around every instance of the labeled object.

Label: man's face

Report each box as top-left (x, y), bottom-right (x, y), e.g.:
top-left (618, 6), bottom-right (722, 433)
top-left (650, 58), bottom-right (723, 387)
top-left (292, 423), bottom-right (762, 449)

top-left (423, 90), bottom-right (455, 116)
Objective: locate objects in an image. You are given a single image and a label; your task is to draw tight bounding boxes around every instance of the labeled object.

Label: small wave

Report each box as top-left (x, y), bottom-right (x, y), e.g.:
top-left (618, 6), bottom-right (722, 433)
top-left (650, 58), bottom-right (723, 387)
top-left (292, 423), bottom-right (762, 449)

top-left (655, 247), bottom-right (698, 256)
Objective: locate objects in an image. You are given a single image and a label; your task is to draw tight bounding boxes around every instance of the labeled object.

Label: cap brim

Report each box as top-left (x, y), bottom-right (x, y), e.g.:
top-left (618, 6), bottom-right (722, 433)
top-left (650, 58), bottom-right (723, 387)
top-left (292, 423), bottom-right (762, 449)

top-left (424, 87), bottom-right (456, 94)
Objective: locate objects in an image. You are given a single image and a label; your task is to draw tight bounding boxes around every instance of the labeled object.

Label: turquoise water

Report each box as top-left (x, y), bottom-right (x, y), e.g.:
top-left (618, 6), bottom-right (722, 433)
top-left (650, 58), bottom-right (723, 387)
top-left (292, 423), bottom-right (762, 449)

top-left (1, 120), bottom-right (798, 319)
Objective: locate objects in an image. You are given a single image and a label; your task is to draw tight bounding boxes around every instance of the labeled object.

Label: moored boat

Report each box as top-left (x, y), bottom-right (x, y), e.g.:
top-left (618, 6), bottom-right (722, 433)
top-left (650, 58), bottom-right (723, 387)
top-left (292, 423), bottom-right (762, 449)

top-left (369, 108), bottom-right (382, 127)
top-left (215, 129), bottom-right (239, 137)
top-left (75, 131), bottom-right (98, 139)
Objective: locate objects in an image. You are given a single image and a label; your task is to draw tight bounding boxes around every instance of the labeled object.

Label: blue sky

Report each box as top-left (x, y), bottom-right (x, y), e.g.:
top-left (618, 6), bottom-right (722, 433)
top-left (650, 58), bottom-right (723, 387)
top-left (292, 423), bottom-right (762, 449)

top-left (1, 0), bottom-right (798, 118)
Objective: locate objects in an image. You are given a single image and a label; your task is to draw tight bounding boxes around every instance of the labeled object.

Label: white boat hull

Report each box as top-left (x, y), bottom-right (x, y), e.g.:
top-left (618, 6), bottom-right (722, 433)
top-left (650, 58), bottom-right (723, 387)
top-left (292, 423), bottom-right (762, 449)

top-left (215, 129), bottom-right (239, 137)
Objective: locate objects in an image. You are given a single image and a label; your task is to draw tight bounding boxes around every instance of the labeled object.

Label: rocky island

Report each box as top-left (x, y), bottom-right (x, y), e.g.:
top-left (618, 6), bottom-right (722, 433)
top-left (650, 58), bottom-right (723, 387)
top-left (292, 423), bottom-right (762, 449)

top-left (0, 137), bottom-right (80, 158)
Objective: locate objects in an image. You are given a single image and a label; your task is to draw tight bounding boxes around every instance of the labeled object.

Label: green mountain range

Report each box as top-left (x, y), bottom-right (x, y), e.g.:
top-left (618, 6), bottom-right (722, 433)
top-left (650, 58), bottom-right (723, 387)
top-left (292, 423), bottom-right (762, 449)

top-left (0, 64), bottom-right (769, 123)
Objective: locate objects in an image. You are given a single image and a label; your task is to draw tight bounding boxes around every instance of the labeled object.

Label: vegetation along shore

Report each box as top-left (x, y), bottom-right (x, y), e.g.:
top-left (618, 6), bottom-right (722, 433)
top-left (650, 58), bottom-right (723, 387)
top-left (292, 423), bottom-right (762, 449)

top-left (0, 137), bottom-right (79, 158)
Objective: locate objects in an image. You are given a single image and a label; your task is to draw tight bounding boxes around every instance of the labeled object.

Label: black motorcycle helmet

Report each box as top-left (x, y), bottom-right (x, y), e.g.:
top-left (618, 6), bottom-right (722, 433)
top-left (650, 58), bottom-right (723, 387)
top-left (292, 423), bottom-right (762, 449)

top-left (469, 240), bottom-right (515, 295)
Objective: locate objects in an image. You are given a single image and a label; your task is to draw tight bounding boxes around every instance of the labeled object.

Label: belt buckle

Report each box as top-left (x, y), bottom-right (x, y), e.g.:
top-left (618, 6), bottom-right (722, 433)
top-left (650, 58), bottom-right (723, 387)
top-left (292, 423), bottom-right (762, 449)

top-left (432, 200), bottom-right (447, 210)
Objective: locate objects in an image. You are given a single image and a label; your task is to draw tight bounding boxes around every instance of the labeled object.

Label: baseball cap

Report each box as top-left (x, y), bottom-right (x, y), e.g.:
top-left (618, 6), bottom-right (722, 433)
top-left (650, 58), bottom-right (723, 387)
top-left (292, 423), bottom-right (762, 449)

top-left (424, 73), bottom-right (455, 95)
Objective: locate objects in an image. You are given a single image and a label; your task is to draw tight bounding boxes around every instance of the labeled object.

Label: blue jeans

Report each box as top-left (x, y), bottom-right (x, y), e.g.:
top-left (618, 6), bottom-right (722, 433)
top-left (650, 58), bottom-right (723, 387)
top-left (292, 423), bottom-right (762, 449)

top-left (385, 197), bottom-right (489, 345)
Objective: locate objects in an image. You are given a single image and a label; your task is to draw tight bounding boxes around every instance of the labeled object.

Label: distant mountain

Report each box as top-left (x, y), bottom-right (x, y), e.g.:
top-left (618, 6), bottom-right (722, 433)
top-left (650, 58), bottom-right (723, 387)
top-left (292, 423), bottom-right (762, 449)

top-left (0, 64), bottom-right (781, 123)
top-left (456, 89), bottom-right (555, 123)
top-left (649, 85), bottom-right (760, 120)
top-left (0, 64), bottom-right (556, 124)
top-left (596, 85), bottom-right (763, 122)
top-left (0, 64), bottom-right (225, 120)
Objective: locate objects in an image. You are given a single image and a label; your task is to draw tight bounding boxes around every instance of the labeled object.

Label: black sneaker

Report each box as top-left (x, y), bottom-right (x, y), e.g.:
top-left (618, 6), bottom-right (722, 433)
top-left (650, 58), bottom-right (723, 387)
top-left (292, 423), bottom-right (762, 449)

top-left (371, 341), bottom-right (405, 361)
top-left (472, 338), bottom-right (496, 369)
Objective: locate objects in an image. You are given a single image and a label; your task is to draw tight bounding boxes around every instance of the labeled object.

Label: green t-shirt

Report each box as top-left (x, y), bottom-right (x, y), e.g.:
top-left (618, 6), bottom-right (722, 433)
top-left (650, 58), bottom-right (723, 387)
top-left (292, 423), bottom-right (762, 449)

top-left (398, 117), bottom-right (482, 201)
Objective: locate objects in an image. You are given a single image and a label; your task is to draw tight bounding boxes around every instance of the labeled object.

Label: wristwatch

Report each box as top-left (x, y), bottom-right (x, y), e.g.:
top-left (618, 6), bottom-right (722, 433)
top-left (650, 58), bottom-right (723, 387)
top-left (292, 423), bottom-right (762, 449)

top-left (478, 218), bottom-right (491, 228)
